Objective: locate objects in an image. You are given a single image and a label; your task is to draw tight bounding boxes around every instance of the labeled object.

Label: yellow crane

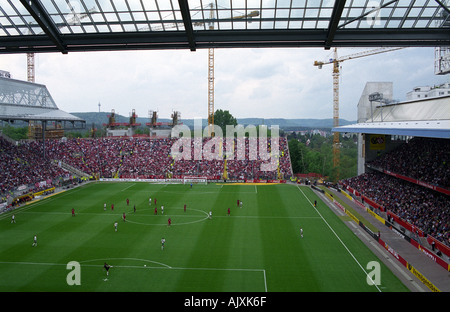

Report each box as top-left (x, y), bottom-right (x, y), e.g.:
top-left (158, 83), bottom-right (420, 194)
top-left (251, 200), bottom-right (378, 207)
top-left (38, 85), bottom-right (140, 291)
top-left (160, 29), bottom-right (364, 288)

top-left (313, 47), bottom-right (404, 181)
top-left (206, 3), bottom-right (259, 136)
top-left (137, 3), bottom-right (258, 137)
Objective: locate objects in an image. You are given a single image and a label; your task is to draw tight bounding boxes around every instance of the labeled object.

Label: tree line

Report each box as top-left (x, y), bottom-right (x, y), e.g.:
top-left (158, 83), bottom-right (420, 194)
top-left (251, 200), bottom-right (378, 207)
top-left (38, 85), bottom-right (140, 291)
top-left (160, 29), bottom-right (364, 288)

top-left (287, 131), bottom-right (357, 181)
top-left (214, 109), bottom-right (358, 181)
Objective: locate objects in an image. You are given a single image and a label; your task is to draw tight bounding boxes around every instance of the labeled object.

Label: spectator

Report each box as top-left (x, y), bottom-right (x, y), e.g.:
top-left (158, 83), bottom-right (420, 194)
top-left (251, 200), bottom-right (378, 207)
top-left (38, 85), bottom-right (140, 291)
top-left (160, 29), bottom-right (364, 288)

top-left (342, 171), bottom-right (449, 247)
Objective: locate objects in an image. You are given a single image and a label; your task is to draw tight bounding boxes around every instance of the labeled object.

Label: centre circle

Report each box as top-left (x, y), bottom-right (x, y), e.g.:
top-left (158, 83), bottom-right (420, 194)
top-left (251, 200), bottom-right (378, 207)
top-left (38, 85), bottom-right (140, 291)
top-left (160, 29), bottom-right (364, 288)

top-left (124, 208), bottom-right (209, 226)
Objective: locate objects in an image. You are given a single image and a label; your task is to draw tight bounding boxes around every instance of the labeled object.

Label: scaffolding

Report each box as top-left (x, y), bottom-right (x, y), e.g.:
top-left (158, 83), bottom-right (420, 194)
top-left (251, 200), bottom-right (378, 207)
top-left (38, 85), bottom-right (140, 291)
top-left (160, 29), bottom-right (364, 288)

top-left (28, 121), bottom-right (64, 140)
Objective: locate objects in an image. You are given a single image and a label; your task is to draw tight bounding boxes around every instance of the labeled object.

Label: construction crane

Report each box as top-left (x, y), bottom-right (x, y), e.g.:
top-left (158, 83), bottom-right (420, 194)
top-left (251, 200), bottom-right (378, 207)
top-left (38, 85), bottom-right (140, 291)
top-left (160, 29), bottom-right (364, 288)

top-left (27, 7), bottom-right (96, 82)
top-left (137, 3), bottom-right (258, 137)
top-left (313, 47), bottom-right (404, 181)
top-left (206, 3), bottom-right (259, 136)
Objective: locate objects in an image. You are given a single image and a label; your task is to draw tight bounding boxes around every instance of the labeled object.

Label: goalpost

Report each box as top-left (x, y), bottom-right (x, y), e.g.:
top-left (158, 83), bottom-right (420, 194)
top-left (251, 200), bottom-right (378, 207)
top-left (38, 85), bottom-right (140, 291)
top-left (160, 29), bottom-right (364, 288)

top-left (183, 177), bottom-right (208, 185)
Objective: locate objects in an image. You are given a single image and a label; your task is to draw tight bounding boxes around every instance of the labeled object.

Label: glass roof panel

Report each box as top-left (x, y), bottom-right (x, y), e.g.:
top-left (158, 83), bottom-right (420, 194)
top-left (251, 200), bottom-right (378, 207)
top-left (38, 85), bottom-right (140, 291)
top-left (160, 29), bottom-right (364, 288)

top-left (0, 0), bottom-right (43, 36)
top-left (97, 0), bottom-right (114, 12)
top-left (0, 0), bottom-right (447, 50)
top-left (112, 0), bottom-right (129, 12)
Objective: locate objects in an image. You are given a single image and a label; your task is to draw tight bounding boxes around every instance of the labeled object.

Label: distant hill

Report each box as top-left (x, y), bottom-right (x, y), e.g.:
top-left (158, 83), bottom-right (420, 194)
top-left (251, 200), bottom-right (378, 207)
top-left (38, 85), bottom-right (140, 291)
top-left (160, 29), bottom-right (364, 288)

top-left (236, 118), bottom-right (355, 129)
top-left (71, 112), bottom-right (355, 130)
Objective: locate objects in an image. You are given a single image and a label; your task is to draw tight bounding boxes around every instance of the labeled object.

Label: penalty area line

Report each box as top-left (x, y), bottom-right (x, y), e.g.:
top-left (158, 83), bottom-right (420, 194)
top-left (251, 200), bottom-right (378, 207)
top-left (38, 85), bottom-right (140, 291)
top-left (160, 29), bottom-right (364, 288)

top-left (0, 260), bottom-right (267, 291)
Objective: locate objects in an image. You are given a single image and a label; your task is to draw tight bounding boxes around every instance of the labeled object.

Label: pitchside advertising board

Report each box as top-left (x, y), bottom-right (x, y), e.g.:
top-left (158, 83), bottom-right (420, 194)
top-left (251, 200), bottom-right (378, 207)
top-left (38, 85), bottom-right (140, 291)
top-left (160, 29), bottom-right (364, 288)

top-left (325, 187), bottom-right (444, 292)
top-left (99, 178), bottom-right (287, 183)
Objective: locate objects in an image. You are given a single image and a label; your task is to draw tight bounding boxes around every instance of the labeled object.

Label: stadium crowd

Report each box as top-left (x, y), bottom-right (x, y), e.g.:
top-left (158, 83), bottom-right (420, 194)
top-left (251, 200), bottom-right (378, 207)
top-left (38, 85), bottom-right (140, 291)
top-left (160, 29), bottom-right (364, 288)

top-left (1, 136), bottom-right (292, 198)
top-left (341, 137), bottom-right (449, 248)
top-left (0, 137), bottom-right (68, 196)
top-left (42, 136), bottom-right (293, 180)
top-left (368, 137), bottom-right (449, 188)
top-left (342, 172), bottom-right (449, 246)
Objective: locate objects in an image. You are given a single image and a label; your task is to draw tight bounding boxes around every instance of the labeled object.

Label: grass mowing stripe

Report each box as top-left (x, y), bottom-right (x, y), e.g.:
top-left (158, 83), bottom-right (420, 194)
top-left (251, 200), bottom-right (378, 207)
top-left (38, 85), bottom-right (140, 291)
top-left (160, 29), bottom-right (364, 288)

top-left (0, 182), bottom-right (410, 291)
top-left (297, 185), bottom-right (382, 292)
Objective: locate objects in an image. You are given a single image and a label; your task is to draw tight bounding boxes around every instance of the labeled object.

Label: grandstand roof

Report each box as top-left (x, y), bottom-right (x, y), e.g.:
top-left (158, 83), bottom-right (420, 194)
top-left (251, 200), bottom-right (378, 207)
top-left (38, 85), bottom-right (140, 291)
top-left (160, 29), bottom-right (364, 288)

top-left (0, 76), bottom-right (85, 126)
top-left (0, 0), bottom-right (449, 53)
top-left (333, 95), bottom-right (450, 139)
top-left (333, 119), bottom-right (450, 139)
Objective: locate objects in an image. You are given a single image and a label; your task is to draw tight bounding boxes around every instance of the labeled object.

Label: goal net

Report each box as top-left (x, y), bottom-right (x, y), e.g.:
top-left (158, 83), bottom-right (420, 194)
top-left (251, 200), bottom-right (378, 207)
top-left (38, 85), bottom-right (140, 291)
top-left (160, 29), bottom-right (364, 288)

top-left (183, 177), bottom-right (208, 185)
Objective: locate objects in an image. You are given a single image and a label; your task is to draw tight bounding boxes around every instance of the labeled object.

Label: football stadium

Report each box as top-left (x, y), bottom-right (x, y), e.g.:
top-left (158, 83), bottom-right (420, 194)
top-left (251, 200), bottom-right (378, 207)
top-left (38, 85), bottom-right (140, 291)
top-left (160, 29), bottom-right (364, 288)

top-left (0, 0), bottom-right (449, 299)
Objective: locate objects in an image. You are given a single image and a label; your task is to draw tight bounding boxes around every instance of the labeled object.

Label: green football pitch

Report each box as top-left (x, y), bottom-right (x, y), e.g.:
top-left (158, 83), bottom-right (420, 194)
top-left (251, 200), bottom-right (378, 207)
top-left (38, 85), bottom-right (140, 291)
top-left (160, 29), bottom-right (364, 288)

top-left (0, 182), bottom-right (409, 292)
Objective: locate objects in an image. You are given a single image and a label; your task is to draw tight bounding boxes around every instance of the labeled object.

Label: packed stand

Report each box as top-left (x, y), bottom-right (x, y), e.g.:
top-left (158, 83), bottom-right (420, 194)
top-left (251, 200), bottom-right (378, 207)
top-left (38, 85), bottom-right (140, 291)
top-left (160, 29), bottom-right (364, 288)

top-left (342, 171), bottom-right (450, 247)
top-left (368, 137), bottom-right (449, 189)
top-left (0, 137), bottom-right (68, 196)
top-left (43, 136), bottom-right (292, 180)
top-left (1, 135), bottom-right (292, 197)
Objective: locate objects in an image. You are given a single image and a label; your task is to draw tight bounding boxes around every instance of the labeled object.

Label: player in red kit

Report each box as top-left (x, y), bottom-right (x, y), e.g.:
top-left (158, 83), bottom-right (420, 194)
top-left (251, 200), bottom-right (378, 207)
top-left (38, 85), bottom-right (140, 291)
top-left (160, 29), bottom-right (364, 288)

top-left (111, 204), bottom-right (114, 211)
top-left (184, 204), bottom-right (186, 212)
top-left (72, 208), bottom-right (75, 217)
top-left (154, 206), bottom-right (157, 215)
top-left (168, 218), bottom-right (171, 227)
top-left (123, 212), bottom-right (126, 222)
top-left (126, 198), bottom-right (129, 206)
top-left (227, 207), bottom-right (230, 216)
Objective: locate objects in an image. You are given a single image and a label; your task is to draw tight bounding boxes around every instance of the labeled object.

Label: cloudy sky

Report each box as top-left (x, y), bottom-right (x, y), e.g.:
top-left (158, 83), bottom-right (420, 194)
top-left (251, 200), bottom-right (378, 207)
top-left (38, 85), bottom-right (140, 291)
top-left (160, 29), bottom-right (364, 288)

top-left (0, 46), bottom-right (448, 121)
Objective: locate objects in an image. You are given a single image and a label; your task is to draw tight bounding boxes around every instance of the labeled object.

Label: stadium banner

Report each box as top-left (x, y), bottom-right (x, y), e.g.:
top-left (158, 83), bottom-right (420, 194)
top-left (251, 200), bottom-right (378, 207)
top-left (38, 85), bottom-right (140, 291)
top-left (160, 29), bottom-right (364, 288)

top-left (359, 221), bottom-right (379, 241)
top-left (361, 195), bottom-right (385, 212)
top-left (380, 239), bottom-right (441, 291)
top-left (417, 243), bottom-right (450, 271)
top-left (369, 134), bottom-right (386, 150)
top-left (341, 190), bottom-right (354, 201)
top-left (380, 240), bottom-right (408, 267)
top-left (427, 236), bottom-right (450, 260)
top-left (334, 200), bottom-right (346, 213)
top-left (382, 169), bottom-right (450, 196)
top-left (353, 199), bottom-right (366, 210)
top-left (386, 220), bottom-right (411, 244)
top-left (407, 264), bottom-right (441, 292)
top-left (324, 191), bottom-right (334, 202)
top-left (100, 178), bottom-right (164, 183)
top-left (366, 208), bottom-right (386, 224)
top-left (33, 187), bottom-right (55, 197)
top-left (367, 163), bottom-right (450, 196)
top-left (322, 189), bottom-right (450, 280)
top-left (344, 185), bottom-right (361, 197)
top-left (387, 217), bottom-right (450, 271)
top-left (387, 211), bottom-right (424, 237)
top-left (341, 183), bottom-right (450, 273)
top-left (344, 208), bottom-right (360, 224)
